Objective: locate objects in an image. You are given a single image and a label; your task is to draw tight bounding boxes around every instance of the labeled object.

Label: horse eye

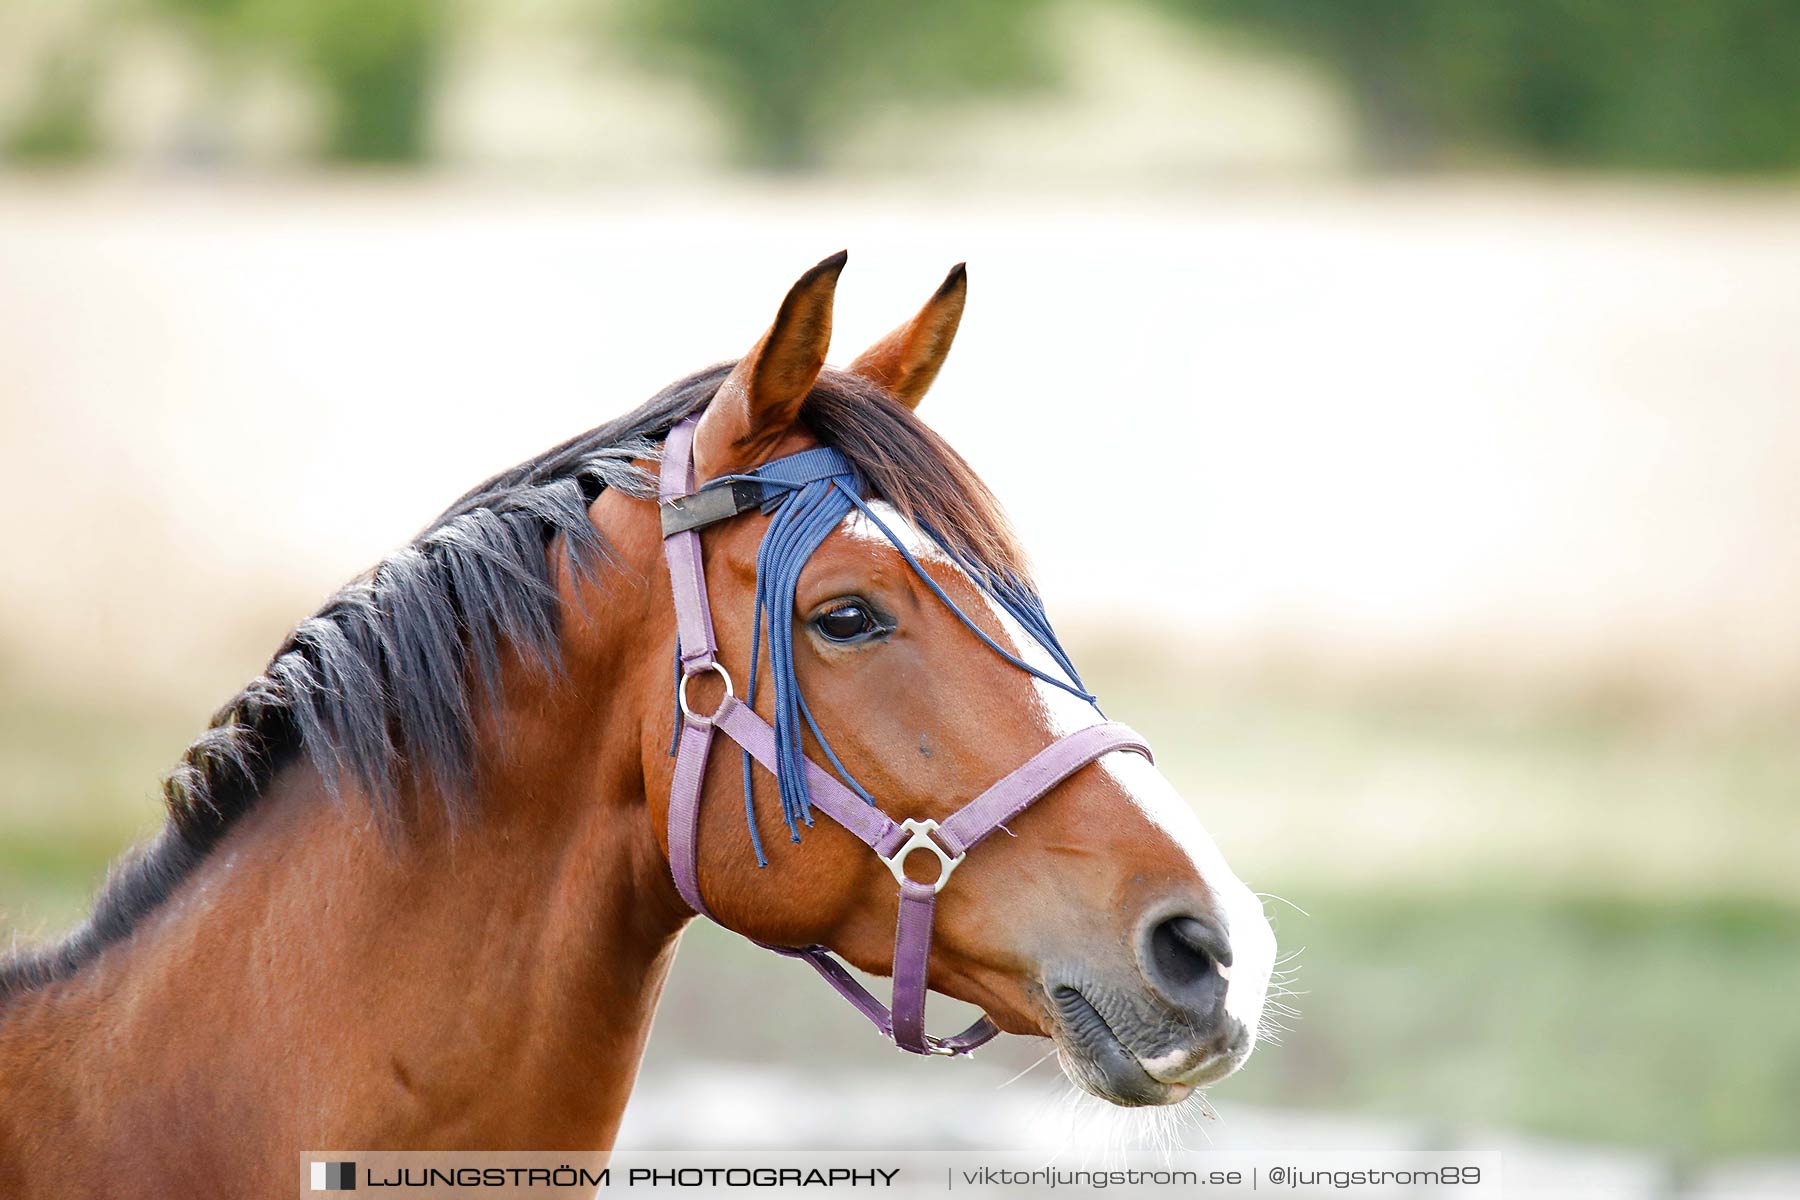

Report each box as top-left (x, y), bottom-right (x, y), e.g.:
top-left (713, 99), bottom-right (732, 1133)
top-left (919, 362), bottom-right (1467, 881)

top-left (814, 603), bottom-right (878, 643)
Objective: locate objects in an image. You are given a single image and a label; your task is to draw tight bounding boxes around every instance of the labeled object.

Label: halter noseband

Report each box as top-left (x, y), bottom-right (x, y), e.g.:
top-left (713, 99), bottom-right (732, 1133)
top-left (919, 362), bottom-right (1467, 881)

top-left (657, 413), bottom-right (1152, 1056)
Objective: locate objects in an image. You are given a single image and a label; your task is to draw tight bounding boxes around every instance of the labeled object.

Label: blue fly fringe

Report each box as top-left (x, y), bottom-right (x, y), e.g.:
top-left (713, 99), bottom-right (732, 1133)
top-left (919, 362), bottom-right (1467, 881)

top-left (672, 447), bottom-right (1099, 867)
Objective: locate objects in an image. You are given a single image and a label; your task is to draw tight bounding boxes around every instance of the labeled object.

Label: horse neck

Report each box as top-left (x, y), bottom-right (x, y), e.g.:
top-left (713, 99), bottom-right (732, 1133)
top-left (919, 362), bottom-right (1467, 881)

top-left (0, 602), bottom-right (687, 1188)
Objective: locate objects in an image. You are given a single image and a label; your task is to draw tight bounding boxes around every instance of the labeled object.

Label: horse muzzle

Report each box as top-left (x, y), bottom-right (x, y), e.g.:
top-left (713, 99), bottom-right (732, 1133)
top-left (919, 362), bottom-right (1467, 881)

top-left (1041, 904), bottom-right (1254, 1106)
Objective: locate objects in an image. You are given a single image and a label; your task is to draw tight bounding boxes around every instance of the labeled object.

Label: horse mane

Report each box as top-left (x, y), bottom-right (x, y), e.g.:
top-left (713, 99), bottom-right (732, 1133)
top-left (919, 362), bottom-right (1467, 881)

top-left (0, 364), bottom-right (1026, 1002)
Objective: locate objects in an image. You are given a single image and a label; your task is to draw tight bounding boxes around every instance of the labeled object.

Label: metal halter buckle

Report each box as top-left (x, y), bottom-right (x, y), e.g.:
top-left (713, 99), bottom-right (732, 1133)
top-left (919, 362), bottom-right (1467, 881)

top-left (677, 661), bottom-right (735, 726)
top-left (881, 818), bottom-right (966, 894)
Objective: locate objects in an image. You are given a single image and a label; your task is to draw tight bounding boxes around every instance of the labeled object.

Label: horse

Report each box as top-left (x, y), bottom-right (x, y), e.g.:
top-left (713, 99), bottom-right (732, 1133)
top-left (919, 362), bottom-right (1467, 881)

top-left (0, 253), bottom-right (1276, 1196)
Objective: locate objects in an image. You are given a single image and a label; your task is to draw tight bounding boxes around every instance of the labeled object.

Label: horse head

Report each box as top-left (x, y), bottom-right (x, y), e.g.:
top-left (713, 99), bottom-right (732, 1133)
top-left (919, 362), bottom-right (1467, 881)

top-left (626, 254), bottom-right (1276, 1104)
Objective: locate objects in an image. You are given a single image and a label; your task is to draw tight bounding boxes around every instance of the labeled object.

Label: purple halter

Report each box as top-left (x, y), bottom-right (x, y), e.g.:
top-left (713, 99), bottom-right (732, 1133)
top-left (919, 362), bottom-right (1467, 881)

top-left (657, 413), bottom-right (1152, 1056)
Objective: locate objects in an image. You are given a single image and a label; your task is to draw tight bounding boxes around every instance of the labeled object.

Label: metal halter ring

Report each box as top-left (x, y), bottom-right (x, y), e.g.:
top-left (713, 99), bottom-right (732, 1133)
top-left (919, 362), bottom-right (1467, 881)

top-left (677, 662), bottom-right (735, 726)
top-left (881, 818), bottom-right (966, 894)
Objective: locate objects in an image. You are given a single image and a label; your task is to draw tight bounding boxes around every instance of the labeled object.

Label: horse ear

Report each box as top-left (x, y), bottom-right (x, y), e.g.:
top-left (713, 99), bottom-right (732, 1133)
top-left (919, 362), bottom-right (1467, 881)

top-left (693, 251), bottom-right (846, 479)
top-left (846, 263), bottom-right (966, 410)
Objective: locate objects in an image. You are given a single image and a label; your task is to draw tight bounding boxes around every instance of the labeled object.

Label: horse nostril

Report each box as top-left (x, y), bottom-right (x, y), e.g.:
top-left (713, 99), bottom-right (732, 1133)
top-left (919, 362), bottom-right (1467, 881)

top-left (1144, 913), bottom-right (1231, 1015)
top-left (1168, 915), bottom-right (1232, 969)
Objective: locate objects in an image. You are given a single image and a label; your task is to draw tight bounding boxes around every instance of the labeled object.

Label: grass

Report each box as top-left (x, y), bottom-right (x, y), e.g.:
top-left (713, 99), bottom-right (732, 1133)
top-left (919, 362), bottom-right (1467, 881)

top-left (1077, 641), bottom-right (1800, 902)
top-left (0, 674), bottom-right (179, 936)
top-left (636, 883), bottom-right (1800, 1159)
top-left (1225, 885), bottom-right (1800, 1159)
top-left (2, 656), bottom-right (1796, 1157)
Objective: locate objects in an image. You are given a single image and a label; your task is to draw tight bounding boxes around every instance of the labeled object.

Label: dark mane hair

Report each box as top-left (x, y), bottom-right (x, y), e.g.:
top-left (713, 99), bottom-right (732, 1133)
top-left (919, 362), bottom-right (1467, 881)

top-left (0, 364), bottom-right (1026, 1002)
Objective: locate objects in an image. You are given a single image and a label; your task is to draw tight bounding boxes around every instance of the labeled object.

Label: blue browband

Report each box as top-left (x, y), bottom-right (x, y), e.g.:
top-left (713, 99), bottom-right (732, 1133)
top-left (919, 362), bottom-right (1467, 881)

top-left (670, 444), bottom-right (1096, 865)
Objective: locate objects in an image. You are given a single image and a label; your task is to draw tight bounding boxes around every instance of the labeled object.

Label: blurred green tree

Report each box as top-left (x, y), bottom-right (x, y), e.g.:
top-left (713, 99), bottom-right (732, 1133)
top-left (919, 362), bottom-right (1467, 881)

top-left (152, 0), bottom-right (451, 162)
top-left (1160, 0), bottom-right (1800, 172)
top-left (616, 0), bottom-right (1057, 170)
top-left (4, 49), bottom-right (103, 164)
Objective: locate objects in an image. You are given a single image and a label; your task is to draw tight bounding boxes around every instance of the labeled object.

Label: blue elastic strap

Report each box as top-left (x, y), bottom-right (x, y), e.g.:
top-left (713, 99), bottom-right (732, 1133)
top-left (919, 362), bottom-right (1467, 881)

top-left (693, 447), bottom-right (1100, 865)
top-left (737, 450), bottom-right (866, 855)
top-left (839, 490), bottom-right (1097, 703)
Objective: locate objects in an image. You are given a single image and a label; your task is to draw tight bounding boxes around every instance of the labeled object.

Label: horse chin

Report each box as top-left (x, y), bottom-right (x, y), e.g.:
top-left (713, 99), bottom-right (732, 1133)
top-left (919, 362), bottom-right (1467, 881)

top-left (1045, 984), bottom-right (1249, 1108)
top-left (1044, 987), bottom-right (1189, 1108)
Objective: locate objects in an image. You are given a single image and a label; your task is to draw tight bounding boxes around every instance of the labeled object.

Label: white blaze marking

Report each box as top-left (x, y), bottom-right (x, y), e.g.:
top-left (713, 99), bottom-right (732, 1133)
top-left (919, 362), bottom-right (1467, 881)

top-left (838, 504), bottom-right (1276, 1048)
top-left (842, 501), bottom-right (940, 559)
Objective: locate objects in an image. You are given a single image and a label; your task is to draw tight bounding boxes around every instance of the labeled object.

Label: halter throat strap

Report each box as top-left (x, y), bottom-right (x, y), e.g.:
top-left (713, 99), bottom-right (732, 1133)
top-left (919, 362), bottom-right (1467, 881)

top-left (655, 413), bottom-right (1152, 1056)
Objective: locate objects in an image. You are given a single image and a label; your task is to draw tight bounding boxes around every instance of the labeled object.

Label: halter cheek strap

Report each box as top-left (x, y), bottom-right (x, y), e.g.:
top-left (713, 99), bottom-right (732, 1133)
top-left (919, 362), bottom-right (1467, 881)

top-left (657, 414), bottom-right (1153, 1056)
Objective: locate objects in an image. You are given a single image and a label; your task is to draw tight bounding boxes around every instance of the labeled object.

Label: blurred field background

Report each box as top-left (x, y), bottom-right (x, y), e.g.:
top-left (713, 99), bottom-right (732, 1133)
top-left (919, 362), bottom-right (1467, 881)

top-left (3, 0), bottom-right (1799, 1189)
